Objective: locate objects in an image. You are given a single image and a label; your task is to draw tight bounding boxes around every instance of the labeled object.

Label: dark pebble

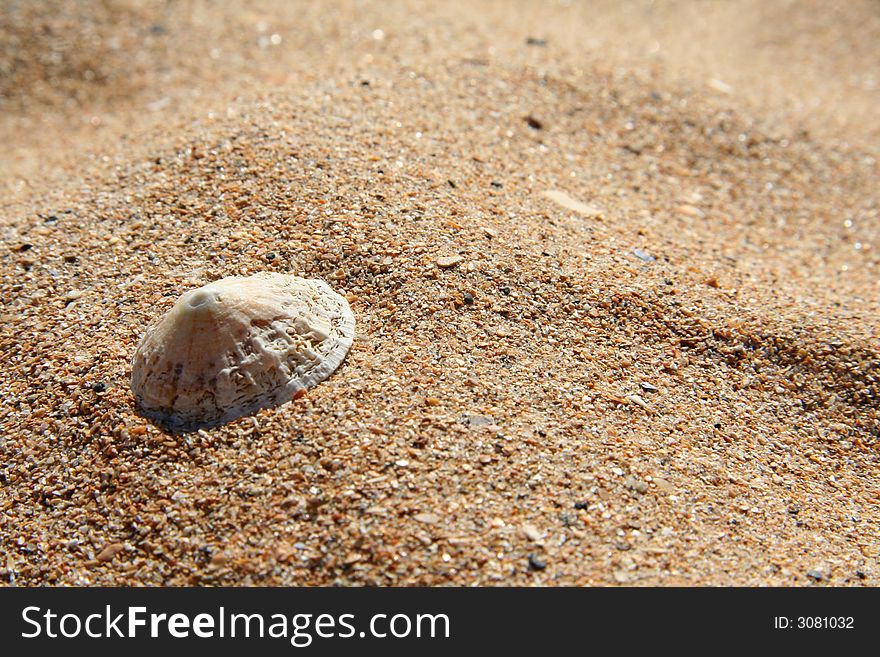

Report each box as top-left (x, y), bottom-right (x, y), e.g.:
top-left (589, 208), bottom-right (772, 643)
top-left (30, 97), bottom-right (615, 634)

top-left (526, 37), bottom-right (547, 46)
top-left (447, 179), bottom-right (457, 188)
top-left (92, 382), bottom-right (108, 393)
top-left (463, 292), bottom-right (474, 305)
top-left (490, 181), bottom-right (502, 188)
top-left (573, 501), bottom-right (589, 510)
top-left (528, 554), bottom-right (546, 571)
top-left (18, 244), bottom-right (33, 252)
top-left (266, 252), bottom-right (276, 260)
top-left (525, 115), bottom-right (543, 130)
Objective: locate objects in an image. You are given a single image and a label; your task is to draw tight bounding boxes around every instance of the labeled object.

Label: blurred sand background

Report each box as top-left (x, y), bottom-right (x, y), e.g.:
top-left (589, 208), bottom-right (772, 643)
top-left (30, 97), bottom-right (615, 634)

top-left (1, 0), bottom-right (878, 585)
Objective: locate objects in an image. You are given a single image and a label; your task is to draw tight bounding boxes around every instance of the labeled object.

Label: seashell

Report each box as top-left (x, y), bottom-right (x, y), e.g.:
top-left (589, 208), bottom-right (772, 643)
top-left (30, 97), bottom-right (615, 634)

top-left (131, 273), bottom-right (354, 431)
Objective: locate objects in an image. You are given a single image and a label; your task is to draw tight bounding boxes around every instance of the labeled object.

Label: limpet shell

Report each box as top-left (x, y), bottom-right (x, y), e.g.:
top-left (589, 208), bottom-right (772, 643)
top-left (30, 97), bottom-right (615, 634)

top-left (131, 273), bottom-right (354, 431)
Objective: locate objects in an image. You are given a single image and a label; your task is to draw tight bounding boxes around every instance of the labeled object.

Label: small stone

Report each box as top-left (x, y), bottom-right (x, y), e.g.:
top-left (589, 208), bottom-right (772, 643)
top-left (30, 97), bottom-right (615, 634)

top-left (625, 394), bottom-right (650, 410)
top-left (806, 566), bottom-right (828, 581)
top-left (92, 382), bottom-right (108, 393)
top-left (542, 190), bottom-right (604, 218)
top-left (210, 551), bottom-right (229, 566)
top-left (632, 248), bottom-right (655, 262)
top-left (613, 570), bottom-right (632, 584)
top-left (96, 543), bottom-right (124, 562)
top-left (414, 513), bottom-right (441, 524)
top-left (625, 475), bottom-right (649, 494)
top-left (707, 78), bottom-right (733, 94)
top-left (639, 382), bottom-right (658, 392)
top-left (436, 255), bottom-right (464, 268)
top-left (521, 524), bottom-right (543, 542)
top-left (525, 37), bottom-right (547, 46)
top-left (653, 478), bottom-right (675, 493)
top-left (528, 553), bottom-right (547, 570)
top-left (306, 496), bottom-right (327, 511)
top-left (676, 204), bottom-right (705, 218)
top-left (525, 115), bottom-right (543, 130)
top-left (465, 414), bottom-right (494, 428)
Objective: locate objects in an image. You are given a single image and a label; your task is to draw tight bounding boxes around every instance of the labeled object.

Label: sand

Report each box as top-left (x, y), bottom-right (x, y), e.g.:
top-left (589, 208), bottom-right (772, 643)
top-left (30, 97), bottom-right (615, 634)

top-left (1, 0), bottom-right (878, 586)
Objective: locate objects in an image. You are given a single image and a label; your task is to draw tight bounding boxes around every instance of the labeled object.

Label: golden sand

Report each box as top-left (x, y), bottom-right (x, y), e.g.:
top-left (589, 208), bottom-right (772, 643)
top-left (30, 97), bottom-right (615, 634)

top-left (1, 1), bottom-right (878, 585)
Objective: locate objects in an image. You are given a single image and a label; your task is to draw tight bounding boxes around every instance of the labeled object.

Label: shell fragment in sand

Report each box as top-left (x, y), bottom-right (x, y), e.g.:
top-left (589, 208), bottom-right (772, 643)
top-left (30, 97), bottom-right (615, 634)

top-left (541, 190), bottom-right (604, 219)
top-left (707, 78), bottom-right (734, 95)
top-left (436, 255), bottom-right (464, 269)
top-left (131, 273), bottom-right (355, 431)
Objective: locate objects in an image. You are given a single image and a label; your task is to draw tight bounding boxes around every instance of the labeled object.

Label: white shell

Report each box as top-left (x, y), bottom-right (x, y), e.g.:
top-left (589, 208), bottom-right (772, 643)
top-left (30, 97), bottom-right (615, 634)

top-left (131, 273), bottom-right (354, 431)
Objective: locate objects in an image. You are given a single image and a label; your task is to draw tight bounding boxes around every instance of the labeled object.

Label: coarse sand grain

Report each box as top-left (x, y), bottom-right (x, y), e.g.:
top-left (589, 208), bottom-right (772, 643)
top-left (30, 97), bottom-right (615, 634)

top-left (1, 1), bottom-right (878, 586)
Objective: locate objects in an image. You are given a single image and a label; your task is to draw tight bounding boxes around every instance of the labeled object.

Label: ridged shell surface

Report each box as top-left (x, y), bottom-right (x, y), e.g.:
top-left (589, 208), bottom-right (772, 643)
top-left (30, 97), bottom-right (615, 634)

top-left (131, 273), bottom-right (354, 431)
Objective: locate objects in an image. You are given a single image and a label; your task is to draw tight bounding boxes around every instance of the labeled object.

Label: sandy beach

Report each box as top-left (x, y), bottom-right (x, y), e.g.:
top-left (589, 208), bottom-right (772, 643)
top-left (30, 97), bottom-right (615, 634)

top-left (1, 0), bottom-right (878, 586)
